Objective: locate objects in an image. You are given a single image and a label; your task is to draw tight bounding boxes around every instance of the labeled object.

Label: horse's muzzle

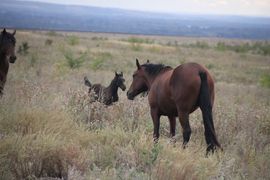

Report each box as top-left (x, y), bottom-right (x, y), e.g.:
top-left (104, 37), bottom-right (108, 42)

top-left (9, 56), bottom-right (17, 63)
top-left (120, 84), bottom-right (126, 91)
top-left (127, 91), bottom-right (134, 100)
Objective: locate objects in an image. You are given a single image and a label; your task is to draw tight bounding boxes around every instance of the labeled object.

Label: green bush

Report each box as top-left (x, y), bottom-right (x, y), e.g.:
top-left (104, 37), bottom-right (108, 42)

top-left (67, 35), bottom-right (80, 46)
top-left (45, 39), bottom-right (53, 46)
top-left (64, 51), bottom-right (86, 69)
top-left (17, 42), bottom-right (30, 55)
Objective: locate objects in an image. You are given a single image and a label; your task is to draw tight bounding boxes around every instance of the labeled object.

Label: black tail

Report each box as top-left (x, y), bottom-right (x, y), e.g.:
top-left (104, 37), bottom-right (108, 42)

top-left (198, 72), bottom-right (221, 153)
top-left (84, 76), bottom-right (92, 87)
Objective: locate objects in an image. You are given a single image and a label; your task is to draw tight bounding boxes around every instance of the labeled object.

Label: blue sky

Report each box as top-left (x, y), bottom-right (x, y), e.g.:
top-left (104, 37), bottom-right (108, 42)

top-left (21, 0), bottom-right (270, 17)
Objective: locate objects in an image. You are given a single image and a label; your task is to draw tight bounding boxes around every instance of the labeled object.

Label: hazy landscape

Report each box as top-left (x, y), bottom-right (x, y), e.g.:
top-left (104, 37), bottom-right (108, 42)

top-left (0, 29), bottom-right (269, 179)
top-left (1, 0), bottom-right (270, 39)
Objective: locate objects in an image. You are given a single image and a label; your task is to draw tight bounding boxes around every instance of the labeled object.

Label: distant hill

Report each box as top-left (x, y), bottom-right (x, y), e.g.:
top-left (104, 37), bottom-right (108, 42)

top-left (1, 0), bottom-right (270, 39)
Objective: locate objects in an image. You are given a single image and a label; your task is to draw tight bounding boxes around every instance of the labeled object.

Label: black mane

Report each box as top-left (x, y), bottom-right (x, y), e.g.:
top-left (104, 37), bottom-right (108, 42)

top-left (141, 63), bottom-right (172, 76)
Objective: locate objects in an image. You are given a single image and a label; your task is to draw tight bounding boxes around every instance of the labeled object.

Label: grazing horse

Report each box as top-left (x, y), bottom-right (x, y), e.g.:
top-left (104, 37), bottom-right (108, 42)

top-left (127, 59), bottom-right (221, 154)
top-left (84, 72), bottom-right (126, 105)
top-left (0, 28), bottom-right (17, 96)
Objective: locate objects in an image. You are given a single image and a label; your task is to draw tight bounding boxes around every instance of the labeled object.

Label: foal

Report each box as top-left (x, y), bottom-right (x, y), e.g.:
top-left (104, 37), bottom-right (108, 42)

top-left (127, 59), bottom-right (221, 154)
top-left (0, 28), bottom-right (17, 96)
top-left (84, 72), bottom-right (126, 105)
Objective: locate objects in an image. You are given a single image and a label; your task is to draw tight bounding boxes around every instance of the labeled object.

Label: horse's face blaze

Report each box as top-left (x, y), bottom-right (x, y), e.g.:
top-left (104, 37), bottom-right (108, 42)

top-left (127, 69), bottom-right (148, 100)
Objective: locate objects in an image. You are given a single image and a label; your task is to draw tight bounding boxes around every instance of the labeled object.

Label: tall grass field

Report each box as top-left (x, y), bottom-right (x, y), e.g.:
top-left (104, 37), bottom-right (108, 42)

top-left (0, 30), bottom-right (270, 179)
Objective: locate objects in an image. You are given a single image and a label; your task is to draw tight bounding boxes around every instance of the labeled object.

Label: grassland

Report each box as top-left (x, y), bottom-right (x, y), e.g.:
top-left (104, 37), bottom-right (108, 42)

top-left (0, 30), bottom-right (270, 179)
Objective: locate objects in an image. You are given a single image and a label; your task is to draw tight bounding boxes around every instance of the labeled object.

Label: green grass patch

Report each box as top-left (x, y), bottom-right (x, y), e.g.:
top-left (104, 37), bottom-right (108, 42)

top-left (215, 41), bottom-right (270, 55)
top-left (90, 52), bottom-right (112, 70)
top-left (260, 74), bottom-right (270, 88)
top-left (122, 37), bottom-right (155, 44)
top-left (131, 43), bottom-right (143, 51)
top-left (182, 41), bottom-right (210, 49)
top-left (67, 35), bottom-right (80, 46)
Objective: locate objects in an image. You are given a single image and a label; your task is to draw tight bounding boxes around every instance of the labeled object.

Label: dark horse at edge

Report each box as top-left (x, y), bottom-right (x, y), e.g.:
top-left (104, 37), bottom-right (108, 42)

top-left (0, 28), bottom-right (17, 97)
top-left (84, 72), bottom-right (126, 105)
top-left (127, 59), bottom-right (222, 154)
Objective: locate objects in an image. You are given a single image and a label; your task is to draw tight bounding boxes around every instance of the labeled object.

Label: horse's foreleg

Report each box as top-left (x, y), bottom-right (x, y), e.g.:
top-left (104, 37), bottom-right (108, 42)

top-left (178, 112), bottom-right (191, 148)
top-left (150, 108), bottom-right (160, 143)
top-left (168, 116), bottom-right (176, 143)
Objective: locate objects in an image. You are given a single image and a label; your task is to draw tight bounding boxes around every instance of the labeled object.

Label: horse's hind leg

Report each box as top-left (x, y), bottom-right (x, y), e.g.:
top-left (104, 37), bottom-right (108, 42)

top-left (150, 108), bottom-right (161, 143)
top-left (168, 116), bottom-right (176, 143)
top-left (178, 112), bottom-right (191, 148)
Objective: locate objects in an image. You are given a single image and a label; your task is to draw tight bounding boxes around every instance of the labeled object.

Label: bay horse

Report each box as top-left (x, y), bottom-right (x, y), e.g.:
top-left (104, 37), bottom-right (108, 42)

top-left (0, 28), bottom-right (17, 97)
top-left (127, 59), bottom-right (221, 154)
top-left (84, 72), bottom-right (126, 105)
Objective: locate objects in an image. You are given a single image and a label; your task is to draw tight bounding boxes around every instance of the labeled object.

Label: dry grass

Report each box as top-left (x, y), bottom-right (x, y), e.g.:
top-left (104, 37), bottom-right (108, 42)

top-left (0, 30), bottom-right (270, 179)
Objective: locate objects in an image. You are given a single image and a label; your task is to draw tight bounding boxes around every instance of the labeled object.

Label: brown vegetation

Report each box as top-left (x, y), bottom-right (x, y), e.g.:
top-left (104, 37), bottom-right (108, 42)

top-left (0, 30), bottom-right (269, 179)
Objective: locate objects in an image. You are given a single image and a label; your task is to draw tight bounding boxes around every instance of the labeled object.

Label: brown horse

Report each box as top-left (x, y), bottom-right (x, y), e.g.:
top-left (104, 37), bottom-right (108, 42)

top-left (84, 72), bottom-right (126, 105)
top-left (127, 59), bottom-right (221, 154)
top-left (0, 28), bottom-right (17, 96)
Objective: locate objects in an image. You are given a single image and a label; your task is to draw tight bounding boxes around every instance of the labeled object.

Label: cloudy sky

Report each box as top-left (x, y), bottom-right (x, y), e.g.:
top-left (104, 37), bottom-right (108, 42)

top-left (21, 0), bottom-right (270, 17)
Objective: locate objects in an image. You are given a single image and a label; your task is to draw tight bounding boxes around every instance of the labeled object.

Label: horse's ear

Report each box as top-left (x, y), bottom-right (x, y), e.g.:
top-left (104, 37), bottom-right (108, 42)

top-left (136, 58), bottom-right (141, 69)
top-left (12, 30), bottom-right (16, 36)
top-left (115, 71), bottom-right (118, 76)
top-left (146, 59), bottom-right (150, 63)
top-left (120, 72), bottom-right (123, 76)
top-left (2, 28), bottom-right (6, 34)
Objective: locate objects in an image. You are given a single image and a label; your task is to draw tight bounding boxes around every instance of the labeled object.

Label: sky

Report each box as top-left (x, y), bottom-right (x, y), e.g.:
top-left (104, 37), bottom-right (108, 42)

top-left (20, 0), bottom-right (270, 17)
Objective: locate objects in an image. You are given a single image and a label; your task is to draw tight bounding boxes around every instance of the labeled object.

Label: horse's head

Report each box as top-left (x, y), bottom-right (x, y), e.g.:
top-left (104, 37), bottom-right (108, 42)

top-left (0, 29), bottom-right (17, 63)
top-left (127, 59), bottom-right (148, 100)
top-left (114, 71), bottom-right (126, 91)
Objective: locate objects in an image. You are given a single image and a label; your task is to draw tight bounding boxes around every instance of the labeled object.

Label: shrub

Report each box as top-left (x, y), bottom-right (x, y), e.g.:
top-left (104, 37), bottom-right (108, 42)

top-left (17, 42), bottom-right (30, 55)
top-left (45, 39), bottom-right (53, 46)
top-left (206, 63), bottom-right (215, 69)
top-left (64, 51), bottom-right (86, 69)
top-left (67, 35), bottom-right (79, 46)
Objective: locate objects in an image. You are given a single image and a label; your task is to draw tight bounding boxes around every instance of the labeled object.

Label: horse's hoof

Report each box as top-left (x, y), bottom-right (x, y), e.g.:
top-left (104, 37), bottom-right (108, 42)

top-left (153, 137), bottom-right (159, 144)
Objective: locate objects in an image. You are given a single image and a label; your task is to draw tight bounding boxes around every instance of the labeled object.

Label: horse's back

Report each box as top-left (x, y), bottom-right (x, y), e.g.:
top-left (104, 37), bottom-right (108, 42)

top-left (170, 63), bottom-right (214, 113)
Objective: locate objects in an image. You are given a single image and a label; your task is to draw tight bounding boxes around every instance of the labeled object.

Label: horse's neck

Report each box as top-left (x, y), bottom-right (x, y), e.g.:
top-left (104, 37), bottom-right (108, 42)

top-left (0, 54), bottom-right (9, 75)
top-left (145, 69), bottom-right (173, 89)
top-left (145, 75), bottom-right (157, 89)
top-left (107, 79), bottom-right (118, 97)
